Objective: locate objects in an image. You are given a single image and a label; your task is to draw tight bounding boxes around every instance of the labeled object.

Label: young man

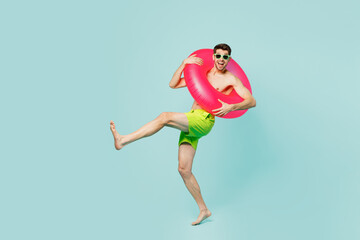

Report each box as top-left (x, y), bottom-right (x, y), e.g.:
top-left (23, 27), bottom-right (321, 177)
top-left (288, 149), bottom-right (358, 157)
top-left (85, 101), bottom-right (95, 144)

top-left (110, 43), bottom-right (256, 225)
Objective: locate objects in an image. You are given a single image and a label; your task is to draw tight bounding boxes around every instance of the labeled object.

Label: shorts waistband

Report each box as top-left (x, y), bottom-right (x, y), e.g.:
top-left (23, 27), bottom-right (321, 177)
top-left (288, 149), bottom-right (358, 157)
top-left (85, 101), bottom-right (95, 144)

top-left (189, 109), bottom-right (215, 120)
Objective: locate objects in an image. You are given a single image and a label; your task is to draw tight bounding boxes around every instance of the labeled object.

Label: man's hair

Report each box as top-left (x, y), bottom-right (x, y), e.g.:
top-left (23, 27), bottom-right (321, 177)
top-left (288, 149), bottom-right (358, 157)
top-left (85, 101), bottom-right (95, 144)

top-left (213, 43), bottom-right (231, 55)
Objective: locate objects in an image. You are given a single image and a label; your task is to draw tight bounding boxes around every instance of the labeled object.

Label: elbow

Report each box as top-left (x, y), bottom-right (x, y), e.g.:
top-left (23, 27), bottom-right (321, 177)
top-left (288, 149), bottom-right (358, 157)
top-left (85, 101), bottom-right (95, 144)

top-left (169, 84), bottom-right (175, 89)
top-left (251, 98), bottom-right (256, 108)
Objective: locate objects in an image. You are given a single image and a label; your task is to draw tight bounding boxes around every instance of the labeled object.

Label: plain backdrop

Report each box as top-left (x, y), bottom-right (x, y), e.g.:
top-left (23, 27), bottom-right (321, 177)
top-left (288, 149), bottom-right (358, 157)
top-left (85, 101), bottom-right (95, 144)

top-left (1, 0), bottom-right (359, 239)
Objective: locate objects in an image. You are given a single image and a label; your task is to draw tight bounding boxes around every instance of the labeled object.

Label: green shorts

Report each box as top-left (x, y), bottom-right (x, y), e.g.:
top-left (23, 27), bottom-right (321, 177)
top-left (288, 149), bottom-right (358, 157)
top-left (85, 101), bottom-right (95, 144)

top-left (178, 109), bottom-right (215, 150)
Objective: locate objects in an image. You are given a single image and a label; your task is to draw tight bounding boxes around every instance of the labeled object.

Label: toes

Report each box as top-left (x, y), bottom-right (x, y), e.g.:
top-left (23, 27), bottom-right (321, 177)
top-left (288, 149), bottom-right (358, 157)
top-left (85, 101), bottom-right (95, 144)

top-left (192, 219), bottom-right (201, 225)
top-left (110, 121), bottom-right (116, 130)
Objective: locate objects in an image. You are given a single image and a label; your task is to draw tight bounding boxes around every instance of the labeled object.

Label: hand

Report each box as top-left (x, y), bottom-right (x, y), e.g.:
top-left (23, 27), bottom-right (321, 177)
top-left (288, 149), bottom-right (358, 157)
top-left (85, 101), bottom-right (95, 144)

top-left (183, 54), bottom-right (203, 66)
top-left (212, 99), bottom-right (233, 117)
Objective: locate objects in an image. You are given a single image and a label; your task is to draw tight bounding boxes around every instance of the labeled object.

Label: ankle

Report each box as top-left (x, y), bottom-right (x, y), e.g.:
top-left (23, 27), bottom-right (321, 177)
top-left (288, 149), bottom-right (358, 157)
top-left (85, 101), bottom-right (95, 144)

top-left (121, 136), bottom-right (130, 145)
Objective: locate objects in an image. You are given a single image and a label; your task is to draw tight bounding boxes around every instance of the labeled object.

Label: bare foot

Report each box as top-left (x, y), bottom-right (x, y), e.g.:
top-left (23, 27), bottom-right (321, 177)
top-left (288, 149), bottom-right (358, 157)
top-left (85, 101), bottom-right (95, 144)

top-left (192, 209), bottom-right (212, 225)
top-left (110, 120), bottom-right (126, 150)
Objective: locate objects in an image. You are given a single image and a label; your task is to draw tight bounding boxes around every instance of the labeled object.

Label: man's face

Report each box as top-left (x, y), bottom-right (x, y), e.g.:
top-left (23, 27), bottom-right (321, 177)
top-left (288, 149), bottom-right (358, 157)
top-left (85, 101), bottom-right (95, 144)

top-left (213, 49), bottom-right (230, 72)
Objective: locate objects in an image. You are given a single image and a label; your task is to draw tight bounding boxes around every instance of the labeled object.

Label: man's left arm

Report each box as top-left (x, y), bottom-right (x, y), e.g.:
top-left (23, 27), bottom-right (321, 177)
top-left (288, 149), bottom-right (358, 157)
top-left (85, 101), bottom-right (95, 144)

top-left (230, 77), bottom-right (256, 111)
top-left (212, 77), bottom-right (256, 117)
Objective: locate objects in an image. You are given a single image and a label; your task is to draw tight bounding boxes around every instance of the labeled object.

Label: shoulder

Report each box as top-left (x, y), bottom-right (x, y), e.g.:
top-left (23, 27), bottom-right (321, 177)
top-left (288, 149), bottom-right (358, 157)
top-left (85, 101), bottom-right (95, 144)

top-left (226, 71), bottom-right (243, 86)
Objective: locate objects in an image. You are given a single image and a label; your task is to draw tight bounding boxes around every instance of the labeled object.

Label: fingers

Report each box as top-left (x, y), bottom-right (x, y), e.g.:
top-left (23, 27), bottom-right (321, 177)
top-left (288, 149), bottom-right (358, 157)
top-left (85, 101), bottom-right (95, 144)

top-left (214, 111), bottom-right (224, 117)
top-left (213, 110), bottom-right (225, 116)
top-left (187, 55), bottom-right (203, 65)
top-left (213, 107), bottom-right (227, 116)
top-left (188, 54), bottom-right (198, 60)
top-left (192, 57), bottom-right (203, 65)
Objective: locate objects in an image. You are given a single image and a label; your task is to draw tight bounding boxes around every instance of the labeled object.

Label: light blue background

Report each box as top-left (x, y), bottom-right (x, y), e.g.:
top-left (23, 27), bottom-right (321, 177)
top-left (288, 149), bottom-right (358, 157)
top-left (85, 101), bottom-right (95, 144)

top-left (1, 0), bottom-right (359, 239)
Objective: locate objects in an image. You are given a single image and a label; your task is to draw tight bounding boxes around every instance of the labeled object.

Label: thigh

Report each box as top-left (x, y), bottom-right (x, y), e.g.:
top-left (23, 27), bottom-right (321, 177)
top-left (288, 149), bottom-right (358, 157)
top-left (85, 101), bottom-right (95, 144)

top-left (164, 112), bottom-right (189, 133)
top-left (178, 143), bottom-right (196, 171)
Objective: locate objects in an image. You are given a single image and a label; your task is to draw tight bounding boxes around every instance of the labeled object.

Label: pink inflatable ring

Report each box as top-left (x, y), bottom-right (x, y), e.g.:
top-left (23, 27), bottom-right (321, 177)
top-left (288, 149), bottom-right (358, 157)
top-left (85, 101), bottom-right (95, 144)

top-left (184, 49), bottom-right (252, 119)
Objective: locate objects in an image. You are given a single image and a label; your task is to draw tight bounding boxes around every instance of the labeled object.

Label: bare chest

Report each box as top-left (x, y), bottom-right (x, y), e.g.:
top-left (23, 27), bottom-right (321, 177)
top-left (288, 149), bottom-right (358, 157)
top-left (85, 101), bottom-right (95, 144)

top-left (206, 73), bottom-right (233, 95)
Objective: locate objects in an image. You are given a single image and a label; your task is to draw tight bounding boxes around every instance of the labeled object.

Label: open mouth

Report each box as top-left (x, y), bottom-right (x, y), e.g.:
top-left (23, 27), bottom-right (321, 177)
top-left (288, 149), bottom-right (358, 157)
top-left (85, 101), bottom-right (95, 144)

top-left (217, 62), bottom-right (225, 68)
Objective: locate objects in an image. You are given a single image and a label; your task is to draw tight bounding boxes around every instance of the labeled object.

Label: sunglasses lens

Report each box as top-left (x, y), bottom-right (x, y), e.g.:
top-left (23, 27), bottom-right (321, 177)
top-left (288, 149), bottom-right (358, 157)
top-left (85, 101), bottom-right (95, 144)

top-left (215, 54), bottom-right (221, 59)
top-left (223, 55), bottom-right (229, 60)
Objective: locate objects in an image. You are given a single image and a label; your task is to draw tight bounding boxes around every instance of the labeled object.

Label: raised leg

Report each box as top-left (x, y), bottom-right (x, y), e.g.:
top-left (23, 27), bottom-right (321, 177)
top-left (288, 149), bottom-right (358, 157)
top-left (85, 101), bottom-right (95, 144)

top-left (178, 143), bottom-right (212, 225)
top-left (110, 112), bottom-right (189, 150)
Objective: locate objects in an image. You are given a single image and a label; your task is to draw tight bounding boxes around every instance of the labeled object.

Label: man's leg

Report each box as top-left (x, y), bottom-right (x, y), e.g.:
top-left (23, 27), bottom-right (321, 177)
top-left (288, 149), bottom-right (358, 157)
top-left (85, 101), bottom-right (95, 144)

top-left (110, 112), bottom-right (189, 150)
top-left (178, 143), bottom-right (212, 225)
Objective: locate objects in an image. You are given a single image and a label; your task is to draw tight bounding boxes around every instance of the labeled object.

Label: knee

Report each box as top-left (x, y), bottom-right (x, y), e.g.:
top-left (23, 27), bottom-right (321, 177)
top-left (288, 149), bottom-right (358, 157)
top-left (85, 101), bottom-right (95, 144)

top-left (178, 166), bottom-right (192, 178)
top-left (158, 112), bottom-right (171, 125)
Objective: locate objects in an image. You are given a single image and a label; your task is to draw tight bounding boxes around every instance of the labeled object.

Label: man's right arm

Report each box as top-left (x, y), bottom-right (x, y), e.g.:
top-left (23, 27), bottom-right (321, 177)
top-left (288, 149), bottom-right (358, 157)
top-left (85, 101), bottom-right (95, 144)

top-left (169, 62), bottom-right (187, 89)
top-left (169, 54), bottom-right (203, 89)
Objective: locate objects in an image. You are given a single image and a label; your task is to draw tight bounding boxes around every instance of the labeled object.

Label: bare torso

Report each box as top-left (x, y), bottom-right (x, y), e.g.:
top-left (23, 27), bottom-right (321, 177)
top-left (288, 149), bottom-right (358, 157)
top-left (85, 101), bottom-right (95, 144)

top-left (190, 69), bottom-right (234, 110)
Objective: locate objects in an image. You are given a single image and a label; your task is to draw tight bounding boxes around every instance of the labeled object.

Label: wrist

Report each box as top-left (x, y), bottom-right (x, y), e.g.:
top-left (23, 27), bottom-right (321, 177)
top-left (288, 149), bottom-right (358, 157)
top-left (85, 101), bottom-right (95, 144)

top-left (230, 104), bottom-right (237, 111)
